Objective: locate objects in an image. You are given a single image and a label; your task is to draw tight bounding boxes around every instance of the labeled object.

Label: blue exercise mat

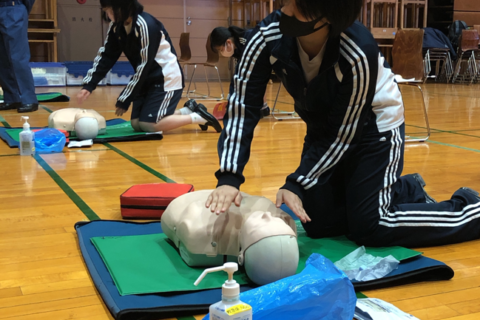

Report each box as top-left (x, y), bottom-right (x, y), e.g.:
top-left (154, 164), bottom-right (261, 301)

top-left (75, 220), bottom-right (454, 320)
top-left (0, 119), bottom-right (162, 148)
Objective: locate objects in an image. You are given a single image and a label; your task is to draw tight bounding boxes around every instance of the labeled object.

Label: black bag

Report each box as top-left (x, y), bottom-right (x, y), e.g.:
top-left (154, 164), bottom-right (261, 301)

top-left (423, 27), bottom-right (457, 61)
top-left (447, 20), bottom-right (468, 51)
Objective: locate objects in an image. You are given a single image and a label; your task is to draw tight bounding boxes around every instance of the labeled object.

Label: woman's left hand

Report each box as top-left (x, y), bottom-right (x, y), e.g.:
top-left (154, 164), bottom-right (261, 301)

top-left (115, 107), bottom-right (126, 116)
top-left (276, 189), bottom-right (311, 223)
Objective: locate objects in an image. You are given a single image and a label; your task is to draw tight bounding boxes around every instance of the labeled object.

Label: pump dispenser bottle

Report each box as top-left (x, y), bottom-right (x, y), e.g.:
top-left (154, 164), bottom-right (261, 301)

top-left (19, 116), bottom-right (35, 156)
top-left (194, 262), bottom-right (252, 320)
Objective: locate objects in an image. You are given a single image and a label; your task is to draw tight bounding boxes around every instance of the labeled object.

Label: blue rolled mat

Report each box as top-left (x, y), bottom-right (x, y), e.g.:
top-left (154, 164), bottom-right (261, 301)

top-left (75, 220), bottom-right (453, 320)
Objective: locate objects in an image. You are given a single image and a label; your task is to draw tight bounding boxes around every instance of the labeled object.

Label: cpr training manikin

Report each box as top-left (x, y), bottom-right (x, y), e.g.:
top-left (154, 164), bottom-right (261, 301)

top-left (162, 190), bottom-right (300, 285)
top-left (48, 108), bottom-right (107, 140)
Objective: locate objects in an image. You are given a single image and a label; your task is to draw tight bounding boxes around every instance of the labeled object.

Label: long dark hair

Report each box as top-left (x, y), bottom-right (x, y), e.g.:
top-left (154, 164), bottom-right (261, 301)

top-left (210, 26), bottom-right (245, 53)
top-left (100, 0), bottom-right (144, 24)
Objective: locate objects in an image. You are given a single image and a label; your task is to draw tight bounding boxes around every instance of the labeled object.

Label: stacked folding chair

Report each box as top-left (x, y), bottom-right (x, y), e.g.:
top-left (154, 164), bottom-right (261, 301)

top-left (452, 29), bottom-right (480, 85)
top-left (423, 49), bottom-right (454, 83)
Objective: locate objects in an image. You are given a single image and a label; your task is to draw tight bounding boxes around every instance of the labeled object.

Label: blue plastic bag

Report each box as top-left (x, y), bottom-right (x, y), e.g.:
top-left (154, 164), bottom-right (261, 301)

top-left (203, 254), bottom-right (357, 320)
top-left (34, 128), bottom-right (66, 154)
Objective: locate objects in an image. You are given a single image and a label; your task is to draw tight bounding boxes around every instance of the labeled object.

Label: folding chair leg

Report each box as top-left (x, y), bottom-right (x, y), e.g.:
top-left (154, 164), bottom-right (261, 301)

top-left (187, 65), bottom-right (224, 101)
top-left (204, 67), bottom-right (210, 97)
top-left (452, 53), bottom-right (464, 84)
top-left (445, 52), bottom-right (453, 83)
top-left (469, 51), bottom-right (478, 85)
top-left (186, 65), bottom-right (199, 99)
top-left (182, 64), bottom-right (196, 97)
top-left (401, 83), bottom-right (430, 143)
top-left (213, 66), bottom-right (225, 100)
top-left (271, 82), bottom-right (300, 121)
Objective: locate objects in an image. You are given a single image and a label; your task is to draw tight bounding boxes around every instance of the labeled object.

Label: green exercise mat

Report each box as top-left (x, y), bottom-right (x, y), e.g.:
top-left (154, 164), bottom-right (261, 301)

top-left (6, 121), bottom-right (161, 143)
top-left (0, 92), bottom-right (69, 102)
top-left (68, 121), bottom-right (155, 140)
top-left (91, 233), bottom-right (250, 296)
top-left (294, 221), bottom-right (421, 273)
top-left (92, 223), bottom-right (421, 296)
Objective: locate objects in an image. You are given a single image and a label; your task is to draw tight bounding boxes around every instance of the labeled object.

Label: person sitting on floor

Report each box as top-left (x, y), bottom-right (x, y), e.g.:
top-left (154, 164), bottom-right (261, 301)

top-left (206, 0), bottom-right (480, 249)
top-left (77, 0), bottom-right (221, 133)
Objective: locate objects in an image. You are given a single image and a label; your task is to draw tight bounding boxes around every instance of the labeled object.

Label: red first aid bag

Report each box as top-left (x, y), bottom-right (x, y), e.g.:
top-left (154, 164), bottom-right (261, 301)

top-left (120, 183), bottom-right (195, 219)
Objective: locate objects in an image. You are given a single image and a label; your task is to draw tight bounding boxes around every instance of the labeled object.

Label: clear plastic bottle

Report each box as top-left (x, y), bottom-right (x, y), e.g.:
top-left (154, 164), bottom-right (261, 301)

top-left (19, 116), bottom-right (35, 156)
top-left (194, 263), bottom-right (252, 320)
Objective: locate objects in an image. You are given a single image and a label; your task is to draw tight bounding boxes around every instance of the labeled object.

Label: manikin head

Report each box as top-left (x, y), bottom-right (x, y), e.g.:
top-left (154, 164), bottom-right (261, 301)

top-left (161, 190), bottom-right (299, 285)
top-left (239, 211), bottom-right (299, 285)
top-left (74, 110), bottom-right (99, 140)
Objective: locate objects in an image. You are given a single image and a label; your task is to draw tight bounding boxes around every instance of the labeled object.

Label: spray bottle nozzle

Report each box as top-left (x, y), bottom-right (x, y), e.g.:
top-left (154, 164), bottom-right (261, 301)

top-left (21, 116), bottom-right (31, 131)
top-left (194, 262), bottom-right (238, 286)
top-left (194, 262), bottom-right (240, 299)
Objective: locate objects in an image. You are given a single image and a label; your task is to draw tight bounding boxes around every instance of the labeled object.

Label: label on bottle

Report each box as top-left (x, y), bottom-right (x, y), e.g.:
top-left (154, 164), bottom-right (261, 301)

top-left (226, 303), bottom-right (252, 316)
top-left (21, 141), bottom-right (30, 155)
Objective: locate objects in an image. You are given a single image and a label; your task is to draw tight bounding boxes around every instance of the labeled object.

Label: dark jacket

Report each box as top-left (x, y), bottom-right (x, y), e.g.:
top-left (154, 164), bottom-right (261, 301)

top-left (216, 10), bottom-right (404, 199)
top-left (82, 12), bottom-right (184, 110)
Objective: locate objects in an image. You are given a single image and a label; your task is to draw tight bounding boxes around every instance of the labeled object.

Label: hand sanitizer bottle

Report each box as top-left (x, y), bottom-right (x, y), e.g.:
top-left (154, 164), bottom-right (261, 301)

top-left (194, 263), bottom-right (252, 320)
top-left (19, 116), bottom-right (35, 156)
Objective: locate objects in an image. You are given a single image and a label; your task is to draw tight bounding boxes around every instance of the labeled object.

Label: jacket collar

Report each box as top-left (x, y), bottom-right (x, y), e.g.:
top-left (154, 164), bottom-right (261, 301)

top-left (271, 32), bottom-right (341, 74)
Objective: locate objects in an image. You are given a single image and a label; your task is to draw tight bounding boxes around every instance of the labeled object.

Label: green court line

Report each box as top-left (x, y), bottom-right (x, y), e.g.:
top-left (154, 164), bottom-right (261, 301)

top-left (356, 292), bottom-right (368, 299)
top-left (0, 149), bottom-right (109, 158)
top-left (177, 317), bottom-right (197, 320)
top-left (426, 139), bottom-right (480, 153)
top-left (103, 142), bottom-right (176, 183)
top-left (40, 105), bottom-right (53, 113)
top-left (406, 124), bottom-right (480, 136)
top-left (38, 106), bottom-right (176, 183)
top-left (34, 154), bottom-right (100, 221)
top-left (433, 130), bottom-right (480, 140)
top-left (0, 114), bottom-right (11, 128)
top-left (0, 112), bottom-right (100, 221)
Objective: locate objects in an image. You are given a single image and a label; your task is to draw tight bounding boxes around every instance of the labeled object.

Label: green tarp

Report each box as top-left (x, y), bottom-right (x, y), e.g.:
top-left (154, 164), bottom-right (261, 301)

top-left (6, 121), bottom-right (148, 142)
top-left (91, 234), bottom-right (250, 295)
top-left (92, 222), bottom-right (421, 296)
top-left (0, 92), bottom-right (69, 102)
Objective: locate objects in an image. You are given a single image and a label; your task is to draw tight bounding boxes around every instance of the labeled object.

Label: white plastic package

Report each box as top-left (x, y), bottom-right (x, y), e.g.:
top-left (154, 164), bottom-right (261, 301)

top-left (355, 298), bottom-right (419, 320)
top-left (68, 139), bottom-right (93, 148)
top-left (334, 246), bottom-right (399, 281)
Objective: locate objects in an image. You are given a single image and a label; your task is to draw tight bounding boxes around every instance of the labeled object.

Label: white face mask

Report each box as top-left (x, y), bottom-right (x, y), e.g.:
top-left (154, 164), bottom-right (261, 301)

top-left (220, 40), bottom-right (234, 58)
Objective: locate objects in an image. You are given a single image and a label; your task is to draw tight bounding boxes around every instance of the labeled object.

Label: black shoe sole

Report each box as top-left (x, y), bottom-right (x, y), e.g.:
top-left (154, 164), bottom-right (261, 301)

top-left (0, 103), bottom-right (21, 111)
top-left (197, 106), bottom-right (222, 133)
top-left (185, 99), bottom-right (207, 114)
top-left (184, 99), bottom-right (197, 113)
top-left (18, 106), bottom-right (39, 113)
top-left (459, 187), bottom-right (480, 201)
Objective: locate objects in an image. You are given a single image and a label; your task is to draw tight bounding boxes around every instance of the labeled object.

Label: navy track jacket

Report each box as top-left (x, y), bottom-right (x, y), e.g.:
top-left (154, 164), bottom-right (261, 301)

top-left (216, 10), bottom-right (404, 200)
top-left (82, 12), bottom-right (183, 110)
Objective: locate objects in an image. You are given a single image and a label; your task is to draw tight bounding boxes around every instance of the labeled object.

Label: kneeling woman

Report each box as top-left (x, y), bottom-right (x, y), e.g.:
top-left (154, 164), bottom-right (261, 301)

top-left (77, 0), bottom-right (221, 133)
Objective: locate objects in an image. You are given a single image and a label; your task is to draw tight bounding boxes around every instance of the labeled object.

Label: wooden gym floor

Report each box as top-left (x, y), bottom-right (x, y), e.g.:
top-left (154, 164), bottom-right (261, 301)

top-left (0, 81), bottom-right (480, 319)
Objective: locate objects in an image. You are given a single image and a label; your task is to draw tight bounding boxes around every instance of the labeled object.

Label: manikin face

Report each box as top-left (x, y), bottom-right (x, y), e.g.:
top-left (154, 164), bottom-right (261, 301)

top-left (103, 7), bottom-right (115, 22)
